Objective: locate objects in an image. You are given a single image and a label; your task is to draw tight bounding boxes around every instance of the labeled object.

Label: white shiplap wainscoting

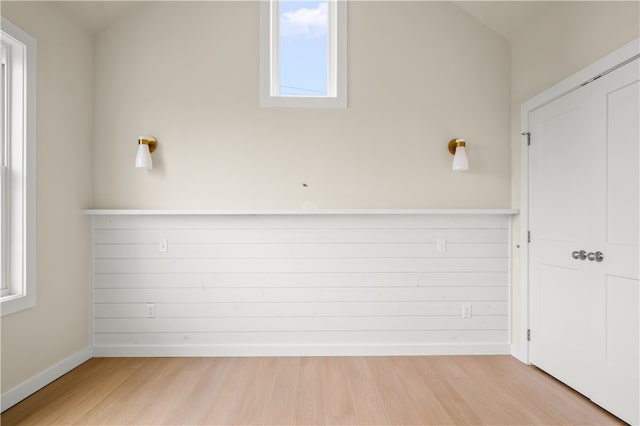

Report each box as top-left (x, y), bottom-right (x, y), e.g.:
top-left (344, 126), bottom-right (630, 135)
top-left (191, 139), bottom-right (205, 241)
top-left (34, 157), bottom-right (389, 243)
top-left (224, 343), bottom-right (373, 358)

top-left (85, 210), bottom-right (518, 357)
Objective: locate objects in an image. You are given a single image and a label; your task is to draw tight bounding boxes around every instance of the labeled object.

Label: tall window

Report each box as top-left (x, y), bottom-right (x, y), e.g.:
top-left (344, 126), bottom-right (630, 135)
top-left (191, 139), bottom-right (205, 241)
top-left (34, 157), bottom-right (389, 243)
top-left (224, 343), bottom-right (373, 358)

top-left (1, 17), bottom-right (36, 316)
top-left (260, 0), bottom-right (347, 108)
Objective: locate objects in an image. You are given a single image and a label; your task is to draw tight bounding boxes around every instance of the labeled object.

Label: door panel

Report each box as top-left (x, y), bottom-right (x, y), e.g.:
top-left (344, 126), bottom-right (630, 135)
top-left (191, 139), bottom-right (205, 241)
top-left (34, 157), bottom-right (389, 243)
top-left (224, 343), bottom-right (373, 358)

top-left (529, 56), bottom-right (639, 425)
top-left (529, 91), bottom-right (592, 243)
top-left (606, 80), bottom-right (639, 245)
top-left (589, 59), bottom-right (639, 425)
top-left (529, 85), bottom-right (595, 397)
top-left (605, 275), bottom-right (639, 372)
top-left (594, 274), bottom-right (640, 425)
top-left (532, 262), bottom-right (593, 396)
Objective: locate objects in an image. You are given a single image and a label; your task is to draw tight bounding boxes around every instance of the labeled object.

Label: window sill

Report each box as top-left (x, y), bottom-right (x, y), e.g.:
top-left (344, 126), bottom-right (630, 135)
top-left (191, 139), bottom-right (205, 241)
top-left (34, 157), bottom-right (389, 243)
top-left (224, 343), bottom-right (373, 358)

top-left (1, 292), bottom-right (36, 316)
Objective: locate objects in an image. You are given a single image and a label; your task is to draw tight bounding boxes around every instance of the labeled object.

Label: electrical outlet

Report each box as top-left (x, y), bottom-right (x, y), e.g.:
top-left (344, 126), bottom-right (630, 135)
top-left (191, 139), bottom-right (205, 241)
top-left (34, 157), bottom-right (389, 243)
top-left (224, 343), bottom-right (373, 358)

top-left (462, 304), bottom-right (472, 319)
top-left (437, 239), bottom-right (447, 252)
top-left (159, 238), bottom-right (168, 253)
top-left (146, 303), bottom-right (155, 318)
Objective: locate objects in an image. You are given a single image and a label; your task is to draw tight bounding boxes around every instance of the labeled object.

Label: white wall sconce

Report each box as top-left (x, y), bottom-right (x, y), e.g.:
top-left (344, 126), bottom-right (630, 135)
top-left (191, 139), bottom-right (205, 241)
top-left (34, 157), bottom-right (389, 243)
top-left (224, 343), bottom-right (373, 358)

top-left (448, 138), bottom-right (469, 172)
top-left (135, 136), bottom-right (157, 170)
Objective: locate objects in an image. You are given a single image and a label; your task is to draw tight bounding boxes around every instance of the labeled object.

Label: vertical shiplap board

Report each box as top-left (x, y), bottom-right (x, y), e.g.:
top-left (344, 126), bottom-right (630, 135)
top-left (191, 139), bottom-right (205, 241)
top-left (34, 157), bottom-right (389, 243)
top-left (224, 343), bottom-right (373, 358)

top-left (91, 214), bottom-right (511, 356)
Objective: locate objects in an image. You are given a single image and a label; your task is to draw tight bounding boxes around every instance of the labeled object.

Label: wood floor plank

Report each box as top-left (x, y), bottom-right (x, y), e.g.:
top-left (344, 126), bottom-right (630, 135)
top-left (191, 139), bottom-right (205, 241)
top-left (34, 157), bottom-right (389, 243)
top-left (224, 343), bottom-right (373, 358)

top-left (447, 375), bottom-right (545, 425)
top-left (1, 355), bottom-right (626, 426)
top-left (365, 356), bottom-right (422, 425)
top-left (497, 367), bottom-right (585, 425)
top-left (390, 357), bottom-right (456, 425)
top-left (343, 357), bottom-right (390, 425)
top-left (199, 357), bottom-right (259, 425)
top-left (450, 356), bottom-right (548, 425)
top-left (231, 357), bottom-right (279, 425)
top-left (294, 357), bottom-right (326, 426)
top-left (456, 356), bottom-right (560, 425)
top-left (322, 357), bottom-right (357, 426)
top-left (117, 358), bottom-right (192, 424)
top-left (128, 357), bottom-right (213, 425)
top-left (263, 357), bottom-right (300, 426)
top-left (53, 358), bottom-right (146, 425)
top-left (160, 357), bottom-right (232, 425)
top-left (410, 356), bottom-right (484, 425)
top-left (73, 358), bottom-right (170, 425)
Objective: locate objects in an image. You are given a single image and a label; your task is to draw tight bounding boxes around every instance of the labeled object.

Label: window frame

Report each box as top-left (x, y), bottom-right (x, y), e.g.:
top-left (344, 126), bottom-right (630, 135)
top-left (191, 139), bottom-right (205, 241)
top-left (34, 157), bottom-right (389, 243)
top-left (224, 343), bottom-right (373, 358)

top-left (260, 0), bottom-right (347, 108)
top-left (0, 16), bottom-right (37, 316)
top-left (1, 42), bottom-right (9, 298)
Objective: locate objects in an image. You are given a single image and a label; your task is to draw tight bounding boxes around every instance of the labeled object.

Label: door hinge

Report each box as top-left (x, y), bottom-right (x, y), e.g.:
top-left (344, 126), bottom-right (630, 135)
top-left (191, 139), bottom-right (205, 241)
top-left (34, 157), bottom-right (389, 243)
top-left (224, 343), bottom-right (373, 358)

top-left (527, 329), bottom-right (531, 341)
top-left (528, 231), bottom-right (531, 243)
top-left (521, 132), bottom-right (531, 146)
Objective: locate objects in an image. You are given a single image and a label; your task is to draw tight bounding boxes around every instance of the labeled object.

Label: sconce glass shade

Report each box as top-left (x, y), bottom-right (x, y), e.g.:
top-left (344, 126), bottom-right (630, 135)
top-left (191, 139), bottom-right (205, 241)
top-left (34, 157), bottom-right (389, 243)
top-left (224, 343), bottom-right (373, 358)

top-left (135, 143), bottom-right (153, 170)
top-left (452, 140), bottom-right (469, 172)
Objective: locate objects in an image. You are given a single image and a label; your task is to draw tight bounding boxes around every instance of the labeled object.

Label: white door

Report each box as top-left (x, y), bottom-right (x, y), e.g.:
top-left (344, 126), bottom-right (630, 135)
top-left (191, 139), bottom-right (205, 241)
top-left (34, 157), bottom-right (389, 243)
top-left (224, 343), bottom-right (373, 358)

top-left (529, 85), bottom-right (596, 397)
top-left (588, 58), bottom-right (639, 424)
top-left (529, 57), bottom-right (639, 425)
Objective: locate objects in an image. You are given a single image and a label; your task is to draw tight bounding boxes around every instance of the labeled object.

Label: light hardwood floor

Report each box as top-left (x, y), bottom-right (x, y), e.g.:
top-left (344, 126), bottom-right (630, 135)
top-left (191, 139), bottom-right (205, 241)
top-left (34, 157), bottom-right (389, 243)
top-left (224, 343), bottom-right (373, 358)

top-left (1, 356), bottom-right (624, 425)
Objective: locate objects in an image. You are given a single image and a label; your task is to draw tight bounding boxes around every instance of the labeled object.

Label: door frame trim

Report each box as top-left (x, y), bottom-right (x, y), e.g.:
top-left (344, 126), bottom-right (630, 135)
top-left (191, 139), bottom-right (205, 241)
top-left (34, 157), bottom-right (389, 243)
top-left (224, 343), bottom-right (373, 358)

top-left (517, 38), bottom-right (639, 364)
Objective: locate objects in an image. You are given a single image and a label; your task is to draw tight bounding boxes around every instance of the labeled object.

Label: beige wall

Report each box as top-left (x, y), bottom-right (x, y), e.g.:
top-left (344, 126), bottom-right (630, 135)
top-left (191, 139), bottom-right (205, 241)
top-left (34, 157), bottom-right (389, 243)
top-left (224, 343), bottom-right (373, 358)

top-left (0, 2), bottom-right (93, 393)
top-left (509, 1), bottom-right (640, 348)
top-left (93, 1), bottom-right (511, 209)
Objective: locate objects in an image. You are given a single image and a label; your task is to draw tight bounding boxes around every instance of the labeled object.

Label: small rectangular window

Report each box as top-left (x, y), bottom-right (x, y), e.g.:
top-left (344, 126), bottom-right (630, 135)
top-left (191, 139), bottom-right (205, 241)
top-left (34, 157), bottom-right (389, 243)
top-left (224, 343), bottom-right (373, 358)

top-left (260, 0), bottom-right (347, 108)
top-left (1, 17), bottom-right (37, 316)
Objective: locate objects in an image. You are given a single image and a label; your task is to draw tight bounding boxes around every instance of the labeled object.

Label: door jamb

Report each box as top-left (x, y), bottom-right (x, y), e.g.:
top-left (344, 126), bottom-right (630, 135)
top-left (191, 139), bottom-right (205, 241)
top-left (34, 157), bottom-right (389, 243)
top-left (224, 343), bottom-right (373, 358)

top-left (517, 38), bottom-right (639, 365)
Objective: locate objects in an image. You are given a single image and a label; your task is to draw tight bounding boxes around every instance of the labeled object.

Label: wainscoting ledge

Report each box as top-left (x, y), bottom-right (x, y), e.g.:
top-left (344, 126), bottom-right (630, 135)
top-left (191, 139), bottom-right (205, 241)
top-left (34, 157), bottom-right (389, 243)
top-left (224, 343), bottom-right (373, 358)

top-left (83, 209), bottom-right (519, 216)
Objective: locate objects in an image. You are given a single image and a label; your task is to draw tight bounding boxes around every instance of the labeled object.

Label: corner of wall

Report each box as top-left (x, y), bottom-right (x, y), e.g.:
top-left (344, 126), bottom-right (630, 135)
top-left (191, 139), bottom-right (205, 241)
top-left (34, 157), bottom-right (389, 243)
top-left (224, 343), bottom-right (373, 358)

top-left (0, 0), bottom-right (95, 398)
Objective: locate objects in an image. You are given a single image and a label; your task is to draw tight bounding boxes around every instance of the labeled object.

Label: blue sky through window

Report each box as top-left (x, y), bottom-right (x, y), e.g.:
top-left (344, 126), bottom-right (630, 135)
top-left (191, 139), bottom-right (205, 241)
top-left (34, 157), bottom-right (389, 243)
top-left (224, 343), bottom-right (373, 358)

top-left (279, 0), bottom-right (328, 96)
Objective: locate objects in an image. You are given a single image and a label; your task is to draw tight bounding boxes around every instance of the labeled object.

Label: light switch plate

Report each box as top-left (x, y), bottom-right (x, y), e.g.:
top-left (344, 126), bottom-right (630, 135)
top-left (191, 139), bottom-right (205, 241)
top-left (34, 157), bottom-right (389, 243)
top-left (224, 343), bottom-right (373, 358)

top-left (146, 303), bottom-right (155, 318)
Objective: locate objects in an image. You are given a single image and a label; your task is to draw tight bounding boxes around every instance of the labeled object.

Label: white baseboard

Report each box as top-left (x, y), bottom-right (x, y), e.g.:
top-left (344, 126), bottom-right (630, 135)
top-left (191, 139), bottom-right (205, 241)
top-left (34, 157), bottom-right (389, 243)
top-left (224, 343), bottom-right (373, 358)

top-left (510, 343), bottom-right (529, 364)
top-left (1, 346), bottom-right (93, 412)
top-left (93, 343), bottom-right (510, 357)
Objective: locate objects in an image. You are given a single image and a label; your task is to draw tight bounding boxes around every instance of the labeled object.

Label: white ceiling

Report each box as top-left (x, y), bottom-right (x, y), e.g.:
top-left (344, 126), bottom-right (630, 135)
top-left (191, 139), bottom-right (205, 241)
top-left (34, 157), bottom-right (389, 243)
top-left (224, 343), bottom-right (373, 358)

top-left (58, 1), bottom-right (554, 41)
